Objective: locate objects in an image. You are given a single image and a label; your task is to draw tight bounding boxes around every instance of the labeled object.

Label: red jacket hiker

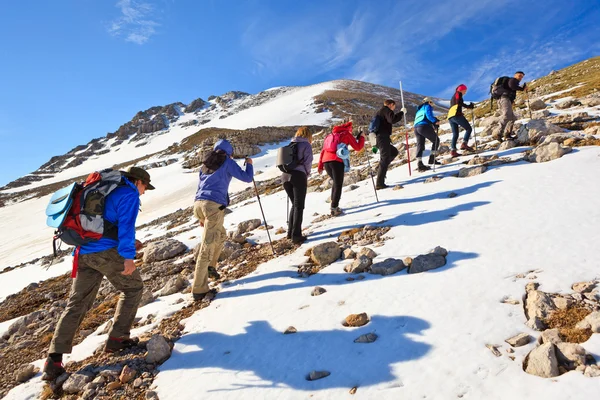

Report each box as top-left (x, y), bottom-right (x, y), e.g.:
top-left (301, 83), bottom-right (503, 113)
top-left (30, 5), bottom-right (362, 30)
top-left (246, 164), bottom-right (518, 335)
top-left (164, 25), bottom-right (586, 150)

top-left (318, 122), bottom-right (365, 172)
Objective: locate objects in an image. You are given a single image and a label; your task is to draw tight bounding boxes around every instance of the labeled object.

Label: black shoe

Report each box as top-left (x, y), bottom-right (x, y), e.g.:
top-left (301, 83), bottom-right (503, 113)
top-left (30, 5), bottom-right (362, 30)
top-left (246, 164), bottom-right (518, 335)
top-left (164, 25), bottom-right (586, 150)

top-left (41, 357), bottom-right (65, 381)
top-left (417, 161), bottom-right (431, 172)
top-left (208, 266), bottom-right (221, 280)
top-left (428, 155), bottom-right (441, 165)
top-left (104, 336), bottom-right (140, 353)
top-left (193, 288), bottom-right (218, 302)
top-left (330, 207), bottom-right (343, 216)
top-left (375, 184), bottom-right (389, 190)
top-left (292, 235), bottom-right (307, 244)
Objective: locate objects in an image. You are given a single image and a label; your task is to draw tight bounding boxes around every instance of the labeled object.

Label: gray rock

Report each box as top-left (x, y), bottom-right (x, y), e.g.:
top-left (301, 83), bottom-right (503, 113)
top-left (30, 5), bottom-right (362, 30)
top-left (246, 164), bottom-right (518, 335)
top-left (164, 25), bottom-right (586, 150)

top-left (572, 281), bottom-right (596, 293)
top-left (430, 246), bottom-right (448, 257)
top-left (552, 296), bottom-right (573, 310)
top-left (344, 255), bottom-right (373, 274)
top-left (529, 99), bottom-right (547, 111)
top-left (408, 254), bottom-right (446, 274)
top-left (525, 290), bottom-right (556, 327)
top-left (307, 370), bottom-right (331, 381)
top-left (143, 239), bottom-right (187, 263)
top-left (219, 241), bottom-right (242, 261)
top-left (145, 334), bottom-right (171, 364)
top-left (63, 373), bottom-right (93, 394)
top-left (555, 99), bottom-right (581, 109)
top-left (555, 343), bottom-right (587, 368)
top-left (146, 390), bottom-right (160, 400)
top-left (526, 316), bottom-right (547, 331)
top-left (539, 329), bottom-right (562, 345)
top-left (14, 364), bottom-right (38, 383)
top-left (311, 287), bottom-right (327, 296)
top-left (82, 388), bottom-right (97, 400)
top-left (498, 140), bottom-right (516, 151)
top-left (139, 290), bottom-right (156, 307)
top-left (310, 242), bottom-right (341, 266)
top-left (457, 165), bottom-right (487, 178)
top-left (284, 326), bottom-right (297, 334)
top-left (354, 333), bottom-right (378, 343)
top-left (525, 343), bottom-right (559, 378)
top-left (358, 247), bottom-right (377, 259)
top-left (528, 142), bottom-right (572, 163)
top-left (584, 365), bottom-right (600, 377)
top-left (342, 248), bottom-right (356, 260)
top-left (517, 119), bottom-right (564, 145)
top-left (156, 275), bottom-right (187, 297)
top-left (533, 109), bottom-right (551, 118)
top-left (236, 219), bottom-right (262, 235)
top-left (370, 258), bottom-right (406, 276)
top-left (576, 311), bottom-right (600, 333)
top-left (505, 333), bottom-right (531, 347)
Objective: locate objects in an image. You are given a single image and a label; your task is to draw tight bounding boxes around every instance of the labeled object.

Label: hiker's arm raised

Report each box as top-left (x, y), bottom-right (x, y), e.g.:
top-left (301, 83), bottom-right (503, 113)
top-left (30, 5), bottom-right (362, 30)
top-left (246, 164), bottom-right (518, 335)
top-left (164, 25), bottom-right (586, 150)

top-left (116, 191), bottom-right (140, 260)
top-left (227, 158), bottom-right (253, 183)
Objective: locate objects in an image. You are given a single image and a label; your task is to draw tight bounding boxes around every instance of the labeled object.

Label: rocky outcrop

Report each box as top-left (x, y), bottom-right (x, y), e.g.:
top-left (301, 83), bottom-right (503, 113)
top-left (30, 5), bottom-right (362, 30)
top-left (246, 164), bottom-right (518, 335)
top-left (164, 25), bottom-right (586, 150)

top-left (186, 98), bottom-right (207, 113)
top-left (528, 142), bottom-right (572, 163)
top-left (516, 119), bottom-right (564, 145)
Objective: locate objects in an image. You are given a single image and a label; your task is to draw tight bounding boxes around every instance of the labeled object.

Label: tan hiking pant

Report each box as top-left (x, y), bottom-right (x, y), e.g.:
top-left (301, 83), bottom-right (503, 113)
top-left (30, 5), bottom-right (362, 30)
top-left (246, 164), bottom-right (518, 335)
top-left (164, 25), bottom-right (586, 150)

top-left (192, 200), bottom-right (226, 295)
top-left (498, 97), bottom-right (516, 137)
top-left (49, 248), bottom-right (143, 354)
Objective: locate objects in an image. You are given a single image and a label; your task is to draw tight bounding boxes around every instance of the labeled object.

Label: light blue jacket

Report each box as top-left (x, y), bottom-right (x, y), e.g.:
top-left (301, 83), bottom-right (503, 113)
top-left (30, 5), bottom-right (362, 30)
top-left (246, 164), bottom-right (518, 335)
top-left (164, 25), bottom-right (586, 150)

top-left (414, 103), bottom-right (438, 126)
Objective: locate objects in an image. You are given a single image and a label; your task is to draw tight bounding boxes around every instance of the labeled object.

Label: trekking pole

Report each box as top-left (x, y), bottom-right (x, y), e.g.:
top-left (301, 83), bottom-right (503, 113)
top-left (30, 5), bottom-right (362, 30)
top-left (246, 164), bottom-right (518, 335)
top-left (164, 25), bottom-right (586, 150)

top-left (399, 81), bottom-right (412, 176)
top-left (433, 126), bottom-right (440, 173)
top-left (286, 197), bottom-right (289, 224)
top-left (525, 88), bottom-right (533, 119)
top-left (471, 110), bottom-right (478, 151)
top-left (245, 158), bottom-right (275, 255)
top-left (364, 146), bottom-right (379, 203)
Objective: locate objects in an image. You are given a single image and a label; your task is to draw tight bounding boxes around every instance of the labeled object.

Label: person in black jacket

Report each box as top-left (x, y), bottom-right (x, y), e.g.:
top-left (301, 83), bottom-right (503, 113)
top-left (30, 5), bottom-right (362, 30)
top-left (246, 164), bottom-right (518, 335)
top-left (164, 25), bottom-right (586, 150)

top-left (495, 71), bottom-right (527, 141)
top-left (374, 99), bottom-right (406, 189)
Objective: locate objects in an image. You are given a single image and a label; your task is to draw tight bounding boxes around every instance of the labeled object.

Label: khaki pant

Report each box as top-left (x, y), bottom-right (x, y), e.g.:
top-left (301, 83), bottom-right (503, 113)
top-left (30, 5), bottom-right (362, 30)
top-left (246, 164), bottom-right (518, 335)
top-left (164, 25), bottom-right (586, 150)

top-left (193, 200), bottom-right (226, 295)
top-left (497, 97), bottom-right (516, 137)
top-left (49, 248), bottom-right (143, 354)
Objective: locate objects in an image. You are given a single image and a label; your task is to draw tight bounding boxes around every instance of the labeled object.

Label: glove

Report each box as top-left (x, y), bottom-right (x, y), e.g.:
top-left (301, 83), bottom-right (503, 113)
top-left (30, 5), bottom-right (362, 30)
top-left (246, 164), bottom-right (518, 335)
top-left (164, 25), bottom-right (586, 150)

top-left (400, 107), bottom-right (407, 114)
top-left (469, 102), bottom-right (475, 108)
top-left (522, 83), bottom-right (527, 90)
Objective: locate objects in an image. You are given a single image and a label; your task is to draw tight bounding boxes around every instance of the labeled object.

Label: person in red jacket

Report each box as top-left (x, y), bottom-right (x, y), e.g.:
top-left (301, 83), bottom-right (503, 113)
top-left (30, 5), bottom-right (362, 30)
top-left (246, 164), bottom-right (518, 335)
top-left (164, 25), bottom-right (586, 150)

top-left (318, 121), bottom-right (365, 216)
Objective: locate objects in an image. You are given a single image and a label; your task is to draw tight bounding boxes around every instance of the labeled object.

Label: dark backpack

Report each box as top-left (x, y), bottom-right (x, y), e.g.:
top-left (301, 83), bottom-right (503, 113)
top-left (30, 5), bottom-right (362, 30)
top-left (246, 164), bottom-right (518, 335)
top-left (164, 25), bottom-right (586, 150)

top-left (277, 142), bottom-right (300, 173)
top-left (45, 169), bottom-right (124, 255)
top-left (490, 76), bottom-right (510, 100)
top-left (368, 115), bottom-right (381, 134)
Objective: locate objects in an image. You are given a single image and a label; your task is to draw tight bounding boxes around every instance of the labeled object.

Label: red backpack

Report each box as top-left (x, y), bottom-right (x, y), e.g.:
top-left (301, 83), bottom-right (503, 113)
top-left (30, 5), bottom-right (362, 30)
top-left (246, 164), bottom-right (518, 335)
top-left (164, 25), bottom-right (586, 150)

top-left (323, 132), bottom-right (342, 153)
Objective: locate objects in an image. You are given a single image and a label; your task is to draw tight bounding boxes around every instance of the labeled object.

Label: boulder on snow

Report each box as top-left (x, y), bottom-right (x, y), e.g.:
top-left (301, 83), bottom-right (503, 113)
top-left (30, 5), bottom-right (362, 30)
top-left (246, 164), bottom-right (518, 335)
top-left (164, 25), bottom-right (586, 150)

top-left (529, 99), bottom-right (547, 111)
top-left (219, 241), bottom-right (242, 261)
top-left (575, 311), bottom-right (600, 333)
top-left (156, 275), bottom-right (187, 297)
top-left (581, 96), bottom-right (600, 107)
top-left (457, 165), bottom-right (487, 178)
top-left (541, 133), bottom-right (584, 146)
top-left (358, 247), bottom-right (377, 259)
top-left (539, 328), bottom-right (562, 345)
top-left (14, 364), bottom-right (38, 383)
top-left (572, 281), bottom-right (596, 293)
top-left (524, 290), bottom-right (556, 330)
top-left (311, 286), bottom-right (327, 296)
top-left (528, 142), bottom-right (572, 163)
top-left (370, 258), bottom-right (405, 276)
top-left (344, 255), bottom-right (372, 274)
top-left (63, 373), bottom-right (93, 394)
top-left (506, 333), bottom-right (531, 347)
top-left (342, 313), bottom-right (369, 327)
top-left (533, 109), bottom-right (551, 119)
top-left (342, 248), bottom-right (356, 260)
top-left (555, 343), bottom-right (587, 369)
top-left (555, 99), bottom-right (581, 109)
top-left (143, 239), bottom-right (187, 263)
top-left (310, 242), bottom-right (341, 266)
top-left (236, 219), bottom-right (262, 235)
top-left (409, 254), bottom-right (446, 274)
top-left (354, 333), bottom-right (378, 343)
top-left (145, 334), bottom-right (171, 364)
top-left (498, 140), bottom-right (517, 151)
top-left (516, 119), bottom-right (564, 145)
top-left (524, 343), bottom-right (559, 378)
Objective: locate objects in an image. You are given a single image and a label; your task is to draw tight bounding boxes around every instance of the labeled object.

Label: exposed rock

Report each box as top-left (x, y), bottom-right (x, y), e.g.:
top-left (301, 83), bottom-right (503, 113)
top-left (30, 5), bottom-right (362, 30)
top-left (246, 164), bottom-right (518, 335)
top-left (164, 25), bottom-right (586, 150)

top-left (425, 175), bottom-right (443, 184)
top-left (236, 219), bottom-right (262, 235)
top-left (528, 142), bottom-right (572, 163)
top-left (310, 242), bottom-right (341, 266)
top-left (358, 247), bottom-right (377, 259)
top-left (539, 329), bottom-right (562, 345)
top-left (533, 109), bottom-right (551, 118)
top-left (572, 281), bottom-right (596, 293)
top-left (343, 313), bottom-right (369, 327)
top-left (146, 334), bottom-right (171, 364)
top-left (430, 246), bottom-right (448, 257)
top-left (146, 390), bottom-right (159, 400)
top-left (311, 287), bottom-right (327, 296)
top-left (499, 140), bottom-right (516, 151)
top-left (552, 296), bottom-right (573, 310)
top-left (139, 290), bottom-right (156, 307)
top-left (409, 254), bottom-right (446, 274)
top-left (525, 290), bottom-right (556, 328)
top-left (342, 248), bottom-right (356, 260)
top-left (576, 311), bottom-right (600, 333)
top-left (219, 241), bottom-right (242, 261)
top-left (143, 239), bottom-right (187, 263)
top-left (107, 381), bottom-right (122, 390)
top-left (584, 365), bottom-right (600, 377)
top-left (524, 343), bottom-right (559, 378)
top-left (529, 99), bottom-right (547, 111)
top-left (119, 365), bottom-right (137, 384)
top-left (156, 275), bottom-right (187, 297)
top-left (344, 255), bottom-right (372, 274)
top-left (284, 326), bottom-right (297, 334)
top-left (505, 333), bottom-right (531, 347)
top-left (14, 364), bottom-right (38, 383)
top-left (517, 119), bottom-right (564, 144)
top-left (63, 373), bottom-right (93, 394)
top-left (486, 344), bottom-right (502, 357)
top-left (307, 370), bottom-right (330, 381)
top-left (555, 343), bottom-right (587, 369)
top-left (457, 165), bottom-right (487, 178)
top-left (354, 333), bottom-right (378, 343)
top-left (555, 99), bottom-right (581, 109)
top-left (186, 98), bottom-right (206, 113)
top-left (447, 192), bottom-right (457, 198)
top-left (370, 258), bottom-right (406, 276)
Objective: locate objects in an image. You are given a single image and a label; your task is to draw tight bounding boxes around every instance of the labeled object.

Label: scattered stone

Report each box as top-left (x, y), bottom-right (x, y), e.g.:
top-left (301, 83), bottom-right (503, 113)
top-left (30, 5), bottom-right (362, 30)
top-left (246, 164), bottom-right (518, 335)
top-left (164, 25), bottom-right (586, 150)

top-left (63, 373), bottom-right (93, 394)
top-left (584, 365), bottom-right (600, 378)
top-left (507, 348), bottom-right (515, 354)
top-left (447, 192), bottom-right (457, 198)
top-left (236, 219), bottom-right (262, 235)
top-left (143, 239), bottom-right (187, 263)
top-left (358, 247), bottom-right (377, 259)
top-left (498, 140), bottom-right (516, 151)
top-left (146, 334), bottom-right (171, 364)
top-left (457, 165), bottom-right (487, 178)
top-left (146, 390), bottom-right (159, 400)
top-left (284, 326), bottom-right (297, 334)
top-left (393, 185), bottom-right (404, 191)
top-left (345, 184), bottom-right (359, 192)
top-left (486, 344), bottom-right (502, 357)
top-left (342, 248), bottom-right (356, 260)
top-left (409, 254), bottom-right (446, 274)
top-left (119, 365), bottom-right (137, 384)
top-left (430, 246), bottom-right (448, 257)
top-left (539, 329), bottom-right (562, 345)
top-left (501, 297), bottom-right (520, 305)
top-left (307, 370), bottom-right (331, 381)
top-left (517, 119), bottom-right (565, 145)
top-left (555, 343), bottom-right (587, 369)
top-left (529, 99), bottom-right (547, 111)
top-left (350, 386), bottom-right (358, 394)
top-left (572, 281), bottom-right (596, 293)
top-left (506, 333), bottom-right (531, 347)
top-left (14, 364), bottom-right (38, 383)
top-left (525, 290), bottom-right (556, 329)
top-left (81, 388), bottom-right (97, 399)
top-left (403, 257), bottom-right (412, 267)
top-left (344, 255), bottom-right (372, 274)
top-left (524, 343), bottom-right (559, 378)
top-left (533, 109), bottom-right (551, 119)
top-left (552, 297), bottom-right (573, 310)
top-left (107, 381), bottom-right (122, 391)
top-left (275, 227), bottom-right (286, 235)
top-left (133, 377), bottom-right (144, 388)
top-left (343, 313), bottom-right (369, 327)
top-left (310, 242), bottom-right (342, 266)
top-left (370, 258), bottom-right (405, 276)
top-left (311, 287), bottom-right (327, 296)
top-left (425, 175), bottom-right (442, 184)
top-left (219, 241), bottom-right (242, 261)
top-left (354, 333), bottom-right (378, 343)
top-left (156, 275), bottom-right (187, 297)
top-left (576, 311), bottom-right (600, 333)
top-left (555, 99), bottom-right (581, 109)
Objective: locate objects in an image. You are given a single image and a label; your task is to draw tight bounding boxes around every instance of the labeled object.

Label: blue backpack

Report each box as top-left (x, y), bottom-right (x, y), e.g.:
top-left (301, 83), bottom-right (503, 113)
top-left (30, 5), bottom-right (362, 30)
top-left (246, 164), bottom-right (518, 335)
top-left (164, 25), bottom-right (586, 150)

top-left (368, 115), bottom-right (381, 134)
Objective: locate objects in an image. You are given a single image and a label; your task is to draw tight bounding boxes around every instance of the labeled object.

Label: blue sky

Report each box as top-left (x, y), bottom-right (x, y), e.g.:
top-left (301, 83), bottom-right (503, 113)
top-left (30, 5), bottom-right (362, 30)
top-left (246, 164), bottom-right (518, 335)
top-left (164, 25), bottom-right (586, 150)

top-left (0, 0), bottom-right (598, 186)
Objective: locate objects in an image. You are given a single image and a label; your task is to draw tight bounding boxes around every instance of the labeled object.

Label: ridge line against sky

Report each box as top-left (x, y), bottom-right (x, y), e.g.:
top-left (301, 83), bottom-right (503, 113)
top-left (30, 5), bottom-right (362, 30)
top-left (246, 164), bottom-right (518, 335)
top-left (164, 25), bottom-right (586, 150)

top-left (0, 0), bottom-right (599, 186)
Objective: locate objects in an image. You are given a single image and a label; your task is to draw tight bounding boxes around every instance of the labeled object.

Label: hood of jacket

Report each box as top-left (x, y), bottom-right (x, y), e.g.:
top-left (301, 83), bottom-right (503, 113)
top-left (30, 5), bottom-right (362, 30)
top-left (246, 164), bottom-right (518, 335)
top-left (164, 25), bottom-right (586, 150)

top-left (332, 121), bottom-right (353, 135)
top-left (214, 139), bottom-right (233, 156)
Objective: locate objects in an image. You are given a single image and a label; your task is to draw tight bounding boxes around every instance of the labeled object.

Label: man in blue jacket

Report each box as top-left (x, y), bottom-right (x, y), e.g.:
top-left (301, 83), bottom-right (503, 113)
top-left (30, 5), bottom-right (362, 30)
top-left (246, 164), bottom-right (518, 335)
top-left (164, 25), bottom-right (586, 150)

top-left (414, 98), bottom-right (441, 172)
top-left (42, 166), bottom-right (153, 381)
top-left (193, 139), bottom-right (254, 301)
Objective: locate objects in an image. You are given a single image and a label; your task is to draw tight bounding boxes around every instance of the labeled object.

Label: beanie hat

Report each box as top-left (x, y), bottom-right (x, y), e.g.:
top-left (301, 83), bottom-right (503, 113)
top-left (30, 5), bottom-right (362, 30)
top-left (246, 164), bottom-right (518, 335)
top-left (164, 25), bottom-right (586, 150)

top-left (423, 97), bottom-right (432, 104)
top-left (456, 84), bottom-right (468, 92)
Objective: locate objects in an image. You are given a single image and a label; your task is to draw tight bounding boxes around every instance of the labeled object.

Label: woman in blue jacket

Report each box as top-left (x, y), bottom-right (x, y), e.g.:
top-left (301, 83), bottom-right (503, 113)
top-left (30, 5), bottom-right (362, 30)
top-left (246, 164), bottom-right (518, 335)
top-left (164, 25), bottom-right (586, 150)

top-left (193, 139), bottom-right (254, 301)
top-left (413, 98), bottom-right (440, 172)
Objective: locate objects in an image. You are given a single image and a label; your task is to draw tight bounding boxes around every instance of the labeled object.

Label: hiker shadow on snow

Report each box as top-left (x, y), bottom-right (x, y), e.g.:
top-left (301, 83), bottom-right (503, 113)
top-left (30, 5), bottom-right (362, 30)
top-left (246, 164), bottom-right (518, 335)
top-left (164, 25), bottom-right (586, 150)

top-left (162, 315), bottom-right (431, 392)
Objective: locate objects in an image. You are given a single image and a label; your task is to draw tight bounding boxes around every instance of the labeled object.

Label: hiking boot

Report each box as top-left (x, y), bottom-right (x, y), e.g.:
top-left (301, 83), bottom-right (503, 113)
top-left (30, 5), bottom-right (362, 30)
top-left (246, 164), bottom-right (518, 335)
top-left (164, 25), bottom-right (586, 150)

top-left (292, 235), bottom-right (307, 244)
top-left (375, 184), bottom-right (389, 190)
top-left (208, 266), bottom-right (221, 280)
top-left (104, 336), bottom-right (140, 353)
top-left (450, 150), bottom-right (460, 158)
top-left (193, 288), bottom-right (218, 302)
top-left (330, 207), bottom-right (343, 217)
top-left (41, 357), bottom-right (65, 381)
top-left (417, 161), bottom-right (431, 172)
top-left (428, 155), bottom-right (441, 165)
top-left (460, 143), bottom-right (475, 152)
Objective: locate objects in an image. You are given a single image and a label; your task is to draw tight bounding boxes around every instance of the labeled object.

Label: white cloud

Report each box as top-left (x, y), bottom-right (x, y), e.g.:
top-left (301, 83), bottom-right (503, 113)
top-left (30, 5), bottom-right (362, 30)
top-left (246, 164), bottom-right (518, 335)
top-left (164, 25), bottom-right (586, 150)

top-left (108, 0), bottom-right (159, 44)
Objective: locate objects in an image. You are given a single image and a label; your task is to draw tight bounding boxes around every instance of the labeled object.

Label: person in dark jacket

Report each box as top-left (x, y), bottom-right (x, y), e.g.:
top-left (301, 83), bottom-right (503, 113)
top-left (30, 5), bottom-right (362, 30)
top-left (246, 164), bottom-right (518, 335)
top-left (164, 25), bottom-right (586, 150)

top-left (318, 121), bottom-right (365, 216)
top-left (282, 127), bottom-right (313, 244)
top-left (413, 98), bottom-right (440, 172)
top-left (447, 84), bottom-right (475, 157)
top-left (193, 139), bottom-right (253, 301)
top-left (374, 99), bottom-right (406, 189)
top-left (495, 71), bottom-right (527, 141)
top-left (43, 166), bottom-right (154, 381)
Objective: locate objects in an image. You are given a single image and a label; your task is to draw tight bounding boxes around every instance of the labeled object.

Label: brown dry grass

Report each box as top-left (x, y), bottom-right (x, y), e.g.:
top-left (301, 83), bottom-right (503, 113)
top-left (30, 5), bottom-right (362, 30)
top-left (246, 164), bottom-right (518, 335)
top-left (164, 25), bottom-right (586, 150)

top-left (544, 306), bottom-right (593, 343)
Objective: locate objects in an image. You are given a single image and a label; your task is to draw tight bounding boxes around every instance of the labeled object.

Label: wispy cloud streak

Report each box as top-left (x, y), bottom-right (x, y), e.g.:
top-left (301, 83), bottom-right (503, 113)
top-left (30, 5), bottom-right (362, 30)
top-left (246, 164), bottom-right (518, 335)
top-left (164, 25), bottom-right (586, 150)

top-left (108, 0), bottom-right (159, 45)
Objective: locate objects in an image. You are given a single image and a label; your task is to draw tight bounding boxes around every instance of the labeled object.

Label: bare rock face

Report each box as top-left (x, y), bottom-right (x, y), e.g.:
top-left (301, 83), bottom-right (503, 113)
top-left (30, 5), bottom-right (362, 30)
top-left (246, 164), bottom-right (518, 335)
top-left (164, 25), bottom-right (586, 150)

top-left (143, 239), bottom-right (187, 263)
top-left (524, 343), bottom-right (559, 378)
top-left (528, 142), bottom-right (572, 163)
top-left (310, 242), bottom-right (342, 266)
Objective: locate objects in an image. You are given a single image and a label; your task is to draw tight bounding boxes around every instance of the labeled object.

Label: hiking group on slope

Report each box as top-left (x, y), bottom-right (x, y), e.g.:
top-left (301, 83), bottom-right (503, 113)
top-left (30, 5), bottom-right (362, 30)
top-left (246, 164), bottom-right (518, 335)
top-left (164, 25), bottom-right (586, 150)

top-left (41, 70), bottom-right (528, 382)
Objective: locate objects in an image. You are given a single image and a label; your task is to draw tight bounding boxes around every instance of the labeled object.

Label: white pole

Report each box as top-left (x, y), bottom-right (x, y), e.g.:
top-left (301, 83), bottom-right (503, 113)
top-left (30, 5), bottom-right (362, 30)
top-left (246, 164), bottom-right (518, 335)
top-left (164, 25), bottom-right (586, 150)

top-left (399, 80), bottom-right (412, 176)
top-left (399, 81), bottom-right (407, 127)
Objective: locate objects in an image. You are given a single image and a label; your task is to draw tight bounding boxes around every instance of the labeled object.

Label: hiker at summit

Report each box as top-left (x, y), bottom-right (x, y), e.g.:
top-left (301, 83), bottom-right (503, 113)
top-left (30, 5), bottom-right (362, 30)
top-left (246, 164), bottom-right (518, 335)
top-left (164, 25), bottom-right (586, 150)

top-left (493, 71), bottom-right (527, 141)
top-left (447, 84), bottom-right (475, 157)
top-left (281, 127), bottom-right (313, 244)
top-left (318, 121), bottom-right (365, 216)
top-left (43, 166), bottom-right (154, 381)
top-left (413, 98), bottom-right (440, 172)
top-left (374, 99), bottom-right (407, 189)
top-left (193, 139), bottom-right (253, 301)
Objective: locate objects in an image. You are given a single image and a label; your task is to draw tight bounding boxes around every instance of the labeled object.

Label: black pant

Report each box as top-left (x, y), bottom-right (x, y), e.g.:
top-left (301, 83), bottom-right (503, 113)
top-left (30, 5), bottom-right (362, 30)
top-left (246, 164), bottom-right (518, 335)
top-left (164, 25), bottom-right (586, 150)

top-left (282, 170), bottom-right (307, 238)
top-left (375, 134), bottom-right (399, 186)
top-left (324, 161), bottom-right (345, 209)
top-left (415, 125), bottom-right (440, 158)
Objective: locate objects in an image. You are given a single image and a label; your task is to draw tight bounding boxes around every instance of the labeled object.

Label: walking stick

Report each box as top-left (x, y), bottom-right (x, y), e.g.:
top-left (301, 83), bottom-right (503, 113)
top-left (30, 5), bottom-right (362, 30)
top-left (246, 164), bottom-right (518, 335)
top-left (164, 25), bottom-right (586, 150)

top-left (364, 145), bottom-right (379, 203)
top-left (399, 81), bottom-right (412, 176)
top-left (246, 158), bottom-right (275, 255)
top-left (471, 109), bottom-right (478, 151)
top-left (525, 88), bottom-right (533, 119)
top-left (433, 126), bottom-right (440, 173)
